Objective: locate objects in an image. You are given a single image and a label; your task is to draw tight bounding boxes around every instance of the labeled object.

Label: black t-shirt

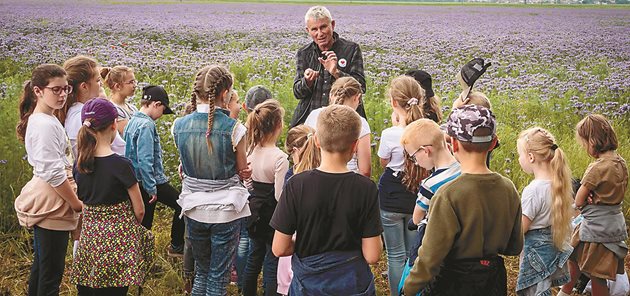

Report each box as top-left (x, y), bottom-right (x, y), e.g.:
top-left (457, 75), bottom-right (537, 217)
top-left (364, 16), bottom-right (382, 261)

top-left (73, 154), bottom-right (138, 205)
top-left (270, 169), bottom-right (383, 258)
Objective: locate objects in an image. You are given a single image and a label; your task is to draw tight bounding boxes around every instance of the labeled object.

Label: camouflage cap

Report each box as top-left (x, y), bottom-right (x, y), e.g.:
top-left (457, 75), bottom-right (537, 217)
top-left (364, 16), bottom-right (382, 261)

top-left (446, 105), bottom-right (496, 143)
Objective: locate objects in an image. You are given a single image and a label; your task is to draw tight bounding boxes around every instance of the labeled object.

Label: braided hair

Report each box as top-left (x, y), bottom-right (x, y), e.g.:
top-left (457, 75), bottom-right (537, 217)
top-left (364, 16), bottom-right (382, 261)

top-left (190, 65), bottom-right (234, 153)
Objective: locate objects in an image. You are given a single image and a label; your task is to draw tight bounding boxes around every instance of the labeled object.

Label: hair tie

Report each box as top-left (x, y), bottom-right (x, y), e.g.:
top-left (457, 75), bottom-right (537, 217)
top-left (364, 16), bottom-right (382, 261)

top-left (551, 143), bottom-right (558, 151)
top-left (82, 120), bottom-right (91, 127)
top-left (408, 97), bottom-right (419, 106)
top-left (306, 132), bottom-right (313, 139)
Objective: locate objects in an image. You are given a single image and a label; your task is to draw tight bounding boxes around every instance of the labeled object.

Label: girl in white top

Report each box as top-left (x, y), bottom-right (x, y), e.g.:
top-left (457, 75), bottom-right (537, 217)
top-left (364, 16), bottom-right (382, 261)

top-left (377, 75), bottom-right (429, 296)
top-left (58, 55), bottom-right (103, 158)
top-left (15, 64), bottom-right (83, 295)
top-left (242, 99), bottom-right (289, 295)
top-left (516, 127), bottom-right (573, 296)
top-left (100, 65), bottom-right (139, 154)
top-left (304, 76), bottom-right (371, 177)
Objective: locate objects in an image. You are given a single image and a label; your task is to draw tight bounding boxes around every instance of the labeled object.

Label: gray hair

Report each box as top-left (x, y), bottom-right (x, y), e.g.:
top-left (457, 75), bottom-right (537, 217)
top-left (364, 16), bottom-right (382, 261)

top-left (304, 6), bottom-right (332, 24)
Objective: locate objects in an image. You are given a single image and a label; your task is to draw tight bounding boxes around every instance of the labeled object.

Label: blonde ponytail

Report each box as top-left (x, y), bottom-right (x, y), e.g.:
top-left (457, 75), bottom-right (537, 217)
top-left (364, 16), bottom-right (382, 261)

top-left (519, 127), bottom-right (573, 250)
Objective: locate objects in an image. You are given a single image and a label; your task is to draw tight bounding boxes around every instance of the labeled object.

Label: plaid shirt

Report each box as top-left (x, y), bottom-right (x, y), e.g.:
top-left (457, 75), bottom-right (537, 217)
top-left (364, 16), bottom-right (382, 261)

top-left (290, 32), bottom-right (366, 127)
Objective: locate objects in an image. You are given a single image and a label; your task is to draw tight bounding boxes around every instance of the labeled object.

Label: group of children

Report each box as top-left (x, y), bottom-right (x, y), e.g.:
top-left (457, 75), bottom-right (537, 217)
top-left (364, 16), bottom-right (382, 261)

top-left (14, 55), bottom-right (628, 296)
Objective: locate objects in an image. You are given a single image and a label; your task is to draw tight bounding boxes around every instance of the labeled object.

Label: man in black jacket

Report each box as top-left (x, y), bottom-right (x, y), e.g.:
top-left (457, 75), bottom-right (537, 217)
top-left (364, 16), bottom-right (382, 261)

top-left (290, 6), bottom-right (367, 127)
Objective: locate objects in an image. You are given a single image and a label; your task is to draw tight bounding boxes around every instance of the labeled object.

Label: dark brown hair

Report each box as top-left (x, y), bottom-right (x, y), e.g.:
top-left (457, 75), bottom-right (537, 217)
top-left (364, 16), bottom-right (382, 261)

top-left (76, 117), bottom-right (114, 174)
top-left (16, 64), bottom-right (67, 142)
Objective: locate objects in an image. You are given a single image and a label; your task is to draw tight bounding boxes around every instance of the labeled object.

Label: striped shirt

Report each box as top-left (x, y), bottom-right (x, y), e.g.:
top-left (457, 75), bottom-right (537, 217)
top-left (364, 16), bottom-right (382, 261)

top-left (416, 162), bottom-right (461, 211)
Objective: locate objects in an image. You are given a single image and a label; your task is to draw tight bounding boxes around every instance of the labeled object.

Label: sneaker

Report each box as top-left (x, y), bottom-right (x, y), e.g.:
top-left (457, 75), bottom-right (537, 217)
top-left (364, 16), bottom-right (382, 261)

top-left (167, 244), bottom-right (184, 258)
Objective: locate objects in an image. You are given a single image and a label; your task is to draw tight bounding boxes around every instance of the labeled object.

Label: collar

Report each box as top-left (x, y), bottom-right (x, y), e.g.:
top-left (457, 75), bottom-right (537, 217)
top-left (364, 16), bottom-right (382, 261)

top-left (197, 104), bottom-right (230, 116)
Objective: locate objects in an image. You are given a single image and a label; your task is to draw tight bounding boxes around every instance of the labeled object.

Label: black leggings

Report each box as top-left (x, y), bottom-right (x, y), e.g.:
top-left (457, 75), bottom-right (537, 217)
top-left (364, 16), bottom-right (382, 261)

top-left (139, 182), bottom-right (185, 248)
top-left (77, 285), bottom-right (128, 296)
top-left (28, 226), bottom-right (69, 296)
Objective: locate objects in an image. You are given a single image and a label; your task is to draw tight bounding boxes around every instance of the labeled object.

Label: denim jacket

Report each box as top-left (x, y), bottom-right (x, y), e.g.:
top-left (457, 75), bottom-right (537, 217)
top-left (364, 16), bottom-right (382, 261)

top-left (290, 250), bottom-right (376, 296)
top-left (517, 227), bottom-right (572, 294)
top-left (172, 108), bottom-right (237, 180)
top-left (123, 111), bottom-right (168, 195)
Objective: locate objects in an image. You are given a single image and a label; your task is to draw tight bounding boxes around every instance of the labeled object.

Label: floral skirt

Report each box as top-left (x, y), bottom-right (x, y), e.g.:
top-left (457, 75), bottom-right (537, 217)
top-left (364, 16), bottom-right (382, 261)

top-left (70, 201), bottom-right (154, 288)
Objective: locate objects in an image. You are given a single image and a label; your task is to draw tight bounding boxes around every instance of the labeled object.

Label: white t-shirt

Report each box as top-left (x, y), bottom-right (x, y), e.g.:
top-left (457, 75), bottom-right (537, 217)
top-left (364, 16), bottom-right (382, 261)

top-left (111, 132), bottom-right (126, 156)
top-left (377, 126), bottom-right (405, 172)
top-left (26, 113), bottom-right (71, 187)
top-left (521, 179), bottom-right (553, 230)
top-left (304, 107), bottom-right (370, 173)
top-left (64, 102), bottom-right (83, 159)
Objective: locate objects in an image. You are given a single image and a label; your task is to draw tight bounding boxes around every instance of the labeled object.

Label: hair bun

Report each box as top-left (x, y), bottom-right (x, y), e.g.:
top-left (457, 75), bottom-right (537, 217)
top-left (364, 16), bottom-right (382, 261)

top-left (99, 67), bottom-right (111, 79)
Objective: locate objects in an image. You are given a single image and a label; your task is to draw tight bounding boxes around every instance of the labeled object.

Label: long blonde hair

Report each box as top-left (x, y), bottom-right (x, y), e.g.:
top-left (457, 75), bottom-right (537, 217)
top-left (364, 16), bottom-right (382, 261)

top-left (286, 125), bottom-right (320, 173)
top-left (189, 65), bottom-right (233, 153)
top-left (518, 127), bottom-right (573, 250)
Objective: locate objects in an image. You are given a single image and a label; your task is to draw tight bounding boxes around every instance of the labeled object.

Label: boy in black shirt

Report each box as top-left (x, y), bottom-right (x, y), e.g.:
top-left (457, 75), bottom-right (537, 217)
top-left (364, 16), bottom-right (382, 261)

top-left (271, 104), bottom-right (383, 295)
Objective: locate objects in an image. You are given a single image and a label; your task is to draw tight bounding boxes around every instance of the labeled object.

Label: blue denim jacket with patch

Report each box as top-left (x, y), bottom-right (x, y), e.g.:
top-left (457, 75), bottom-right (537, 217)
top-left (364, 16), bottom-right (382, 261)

top-left (172, 109), bottom-right (237, 180)
top-left (517, 227), bottom-right (572, 295)
top-left (123, 111), bottom-right (168, 195)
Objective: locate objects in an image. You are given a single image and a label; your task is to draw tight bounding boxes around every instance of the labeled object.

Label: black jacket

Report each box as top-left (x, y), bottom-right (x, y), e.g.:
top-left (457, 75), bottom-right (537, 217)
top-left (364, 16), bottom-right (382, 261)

top-left (290, 32), bottom-right (366, 127)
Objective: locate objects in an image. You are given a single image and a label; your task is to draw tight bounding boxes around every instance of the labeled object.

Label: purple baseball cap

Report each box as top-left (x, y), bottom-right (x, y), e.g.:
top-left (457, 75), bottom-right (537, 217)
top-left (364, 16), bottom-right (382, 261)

top-left (81, 98), bottom-right (118, 128)
top-left (446, 105), bottom-right (496, 143)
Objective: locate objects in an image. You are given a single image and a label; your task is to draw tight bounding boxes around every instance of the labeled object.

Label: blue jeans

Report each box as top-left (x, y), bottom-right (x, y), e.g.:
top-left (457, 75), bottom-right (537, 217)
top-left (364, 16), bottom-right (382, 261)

top-left (380, 210), bottom-right (415, 296)
top-left (186, 217), bottom-right (242, 296)
top-left (29, 225), bottom-right (69, 296)
top-left (242, 237), bottom-right (279, 296)
top-left (236, 217), bottom-right (250, 290)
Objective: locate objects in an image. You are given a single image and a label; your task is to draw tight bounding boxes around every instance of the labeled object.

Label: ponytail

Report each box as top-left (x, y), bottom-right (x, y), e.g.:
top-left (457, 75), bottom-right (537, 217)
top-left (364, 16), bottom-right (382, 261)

top-left (287, 125), bottom-right (321, 174)
top-left (246, 99), bottom-right (284, 154)
top-left (388, 75), bottom-right (426, 125)
top-left (518, 127), bottom-right (573, 250)
top-left (549, 147), bottom-right (573, 250)
top-left (17, 81), bottom-right (36, 142)
top-left (57, 55), bottom-right (99, 125)
top-left (401, 150), bottom-right (429, 193)
top-left (424, 95), bottom-right (443, 123)
top-left (76, 120), bottom-right (98, 174)
top-left (16, 64), bottom-right (67, 142)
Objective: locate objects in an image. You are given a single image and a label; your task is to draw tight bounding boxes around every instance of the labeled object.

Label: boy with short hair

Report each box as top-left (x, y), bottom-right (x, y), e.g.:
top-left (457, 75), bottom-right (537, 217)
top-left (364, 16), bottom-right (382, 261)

top-left (403, 105), bottom-right (523, 296)
top-left (124, 85), bottom-right (185, 257)
top-left (271, 104), bottom-right (383, 295)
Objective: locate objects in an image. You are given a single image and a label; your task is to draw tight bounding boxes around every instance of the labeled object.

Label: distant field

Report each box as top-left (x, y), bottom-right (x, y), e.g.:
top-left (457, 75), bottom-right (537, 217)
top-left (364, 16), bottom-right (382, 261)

top-left (0, 1), bottom-right (628, 295)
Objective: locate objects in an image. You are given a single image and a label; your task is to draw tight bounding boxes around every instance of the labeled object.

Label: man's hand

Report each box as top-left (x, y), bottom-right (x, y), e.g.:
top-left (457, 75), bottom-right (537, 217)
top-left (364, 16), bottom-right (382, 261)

top-left (304, 68), bottom-right (319, 88)
top-left (318, 51), bottom-right (339, 78)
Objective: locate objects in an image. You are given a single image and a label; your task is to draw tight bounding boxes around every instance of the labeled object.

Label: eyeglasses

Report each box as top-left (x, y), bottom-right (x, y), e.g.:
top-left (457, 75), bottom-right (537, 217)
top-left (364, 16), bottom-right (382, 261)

top-left (407, 145), bottom-right (432, 164)
top-left (43, 85), bottom-right (73, 95)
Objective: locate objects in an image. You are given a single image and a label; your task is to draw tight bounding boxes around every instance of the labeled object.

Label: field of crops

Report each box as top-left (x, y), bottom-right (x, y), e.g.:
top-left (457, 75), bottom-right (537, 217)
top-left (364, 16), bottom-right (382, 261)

top-left (0, 1), bottom-right (628, 295)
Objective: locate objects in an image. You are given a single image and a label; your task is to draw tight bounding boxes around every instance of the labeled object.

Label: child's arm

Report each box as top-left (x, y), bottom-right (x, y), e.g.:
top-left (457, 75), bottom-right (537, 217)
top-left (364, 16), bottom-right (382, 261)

top-left (274, 156), bottom-right (290, 201)
top-left (504, 203), bottom-right (524, 256)
top-left (412, 205), bottom-right (427, 225)
top-left (53, 180), bottom-right (83, 212)
top-left (234, 134), bottom-right (251, 180)
top-left (361, 235), bottom-right (383, 264)
top-left (521, 215), bottom-right (531, 235)
top-left (128, 183), bottom-right (145, 223)
top-left (357, 134), bottom-right (371, 177)
top-left (272, 231), bottom-right (294, 257)
top-left (574, 185), bottom-right (591, 208)
top-left (379, 157), bottom-right (389, 168)
top-left (136, 125), bottom-right (158, 200)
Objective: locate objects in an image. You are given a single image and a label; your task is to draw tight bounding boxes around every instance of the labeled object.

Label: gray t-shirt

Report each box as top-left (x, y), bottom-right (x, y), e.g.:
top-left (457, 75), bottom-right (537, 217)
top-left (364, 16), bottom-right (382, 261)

top-left (521, 179), bottom-right (552, 230)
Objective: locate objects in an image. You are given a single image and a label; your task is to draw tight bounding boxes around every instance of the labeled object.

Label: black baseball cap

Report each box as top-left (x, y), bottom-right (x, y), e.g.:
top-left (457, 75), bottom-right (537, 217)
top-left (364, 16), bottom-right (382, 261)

top-left (460, 58), bottom-right (491, 100)
top-left (142, 85), bottom-right (173, 114)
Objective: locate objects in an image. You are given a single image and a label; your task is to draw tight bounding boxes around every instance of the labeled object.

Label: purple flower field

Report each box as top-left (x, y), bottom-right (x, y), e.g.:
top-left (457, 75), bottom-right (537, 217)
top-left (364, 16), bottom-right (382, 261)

top-left (0, 2), bottom-right (629, 294)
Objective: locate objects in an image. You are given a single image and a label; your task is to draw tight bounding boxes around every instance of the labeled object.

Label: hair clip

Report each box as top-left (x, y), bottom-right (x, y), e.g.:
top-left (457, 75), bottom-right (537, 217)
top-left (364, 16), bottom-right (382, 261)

top-left (551, 143), bottom-right (558, 150)
top-left (408, 97), bottom-right (419, 106)
top-left (83, 120), bottom-right (92, 127)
